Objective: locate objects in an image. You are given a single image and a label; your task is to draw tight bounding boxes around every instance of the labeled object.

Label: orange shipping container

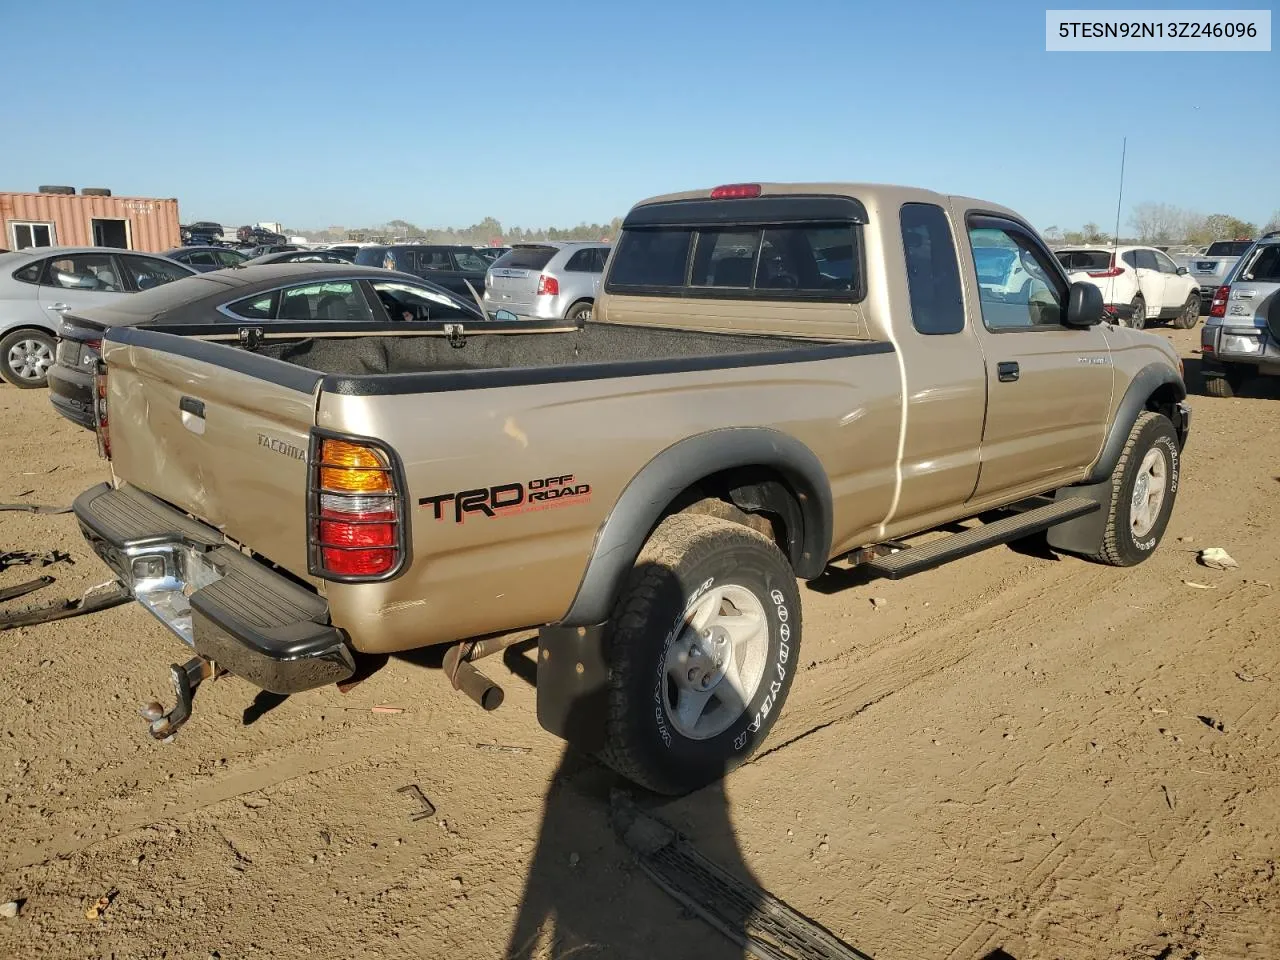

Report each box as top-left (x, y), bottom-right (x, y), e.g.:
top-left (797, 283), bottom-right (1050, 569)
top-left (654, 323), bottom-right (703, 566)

top-left (1, 191), bottom-right (181, 253)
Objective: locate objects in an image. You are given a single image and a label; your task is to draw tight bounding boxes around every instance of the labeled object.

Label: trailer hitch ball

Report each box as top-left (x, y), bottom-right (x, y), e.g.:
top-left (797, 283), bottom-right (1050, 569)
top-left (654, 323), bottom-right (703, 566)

top-left (140, 656), bottom-right (219, 741)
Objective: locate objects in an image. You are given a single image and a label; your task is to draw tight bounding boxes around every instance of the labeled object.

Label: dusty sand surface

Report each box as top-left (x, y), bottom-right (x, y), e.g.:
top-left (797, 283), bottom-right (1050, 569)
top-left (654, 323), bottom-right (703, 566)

top-left (0, 327), bottom-right (1277, 960)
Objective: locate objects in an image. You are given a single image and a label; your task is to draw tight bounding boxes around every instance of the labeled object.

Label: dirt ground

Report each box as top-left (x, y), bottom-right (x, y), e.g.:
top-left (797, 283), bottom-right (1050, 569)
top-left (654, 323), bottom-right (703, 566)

top-left (1, 327), bottom-right (1277, 960)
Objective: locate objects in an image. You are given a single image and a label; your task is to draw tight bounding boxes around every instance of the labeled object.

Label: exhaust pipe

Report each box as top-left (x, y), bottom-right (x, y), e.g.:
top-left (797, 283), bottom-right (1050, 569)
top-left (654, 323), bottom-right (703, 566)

top-left (441, 633), bottom-right (532, 711)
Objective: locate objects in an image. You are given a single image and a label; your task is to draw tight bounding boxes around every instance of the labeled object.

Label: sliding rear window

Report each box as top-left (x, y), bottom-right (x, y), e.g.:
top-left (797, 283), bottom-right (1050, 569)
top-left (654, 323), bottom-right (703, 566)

top-left (607, 222), bottom-right (862, 301)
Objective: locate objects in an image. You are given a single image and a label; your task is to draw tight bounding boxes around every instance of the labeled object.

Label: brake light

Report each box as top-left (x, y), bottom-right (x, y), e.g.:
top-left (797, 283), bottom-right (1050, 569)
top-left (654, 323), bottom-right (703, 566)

top-left (93, 366), bottom-right (110, 459)
top-left (536, 274), bottom-right (559, 296)
top-left (1209, 285), bottom-right (1230, 318)
top-left (1087, 256), bottom-right (1125, 278)
top-left (310, 437), bottom-right (404, 579)
top-left (710, 183), bottom-right (762, 199)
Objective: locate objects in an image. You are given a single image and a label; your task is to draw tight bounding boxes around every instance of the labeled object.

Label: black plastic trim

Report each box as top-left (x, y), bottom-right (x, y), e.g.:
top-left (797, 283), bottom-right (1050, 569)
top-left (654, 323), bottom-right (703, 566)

top-left (536, 621), bottom-right (609, 750)
top-left (1082, 362), bottom-right (1188, 484)
top-left (306, 426), bottom-right (412, 584)
top-left (105, 324), bottom-right (323, 394)
top-left (624, 194), bottom-right (868, 228)
top-left (559, 428), bottom-right (833, 626)
top-left (321, 338), bottom-right (893, 397)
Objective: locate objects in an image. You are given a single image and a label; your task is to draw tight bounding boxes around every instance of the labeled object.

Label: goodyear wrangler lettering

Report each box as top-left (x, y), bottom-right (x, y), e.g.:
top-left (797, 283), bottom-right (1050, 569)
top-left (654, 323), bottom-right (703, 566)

top-left (419, 474), bottom-right (591, 522)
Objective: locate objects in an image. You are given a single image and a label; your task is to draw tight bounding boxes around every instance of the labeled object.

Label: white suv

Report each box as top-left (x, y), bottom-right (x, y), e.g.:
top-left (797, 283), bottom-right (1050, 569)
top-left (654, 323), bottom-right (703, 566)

top-left (1055, 245), bottom-right (1201, 329)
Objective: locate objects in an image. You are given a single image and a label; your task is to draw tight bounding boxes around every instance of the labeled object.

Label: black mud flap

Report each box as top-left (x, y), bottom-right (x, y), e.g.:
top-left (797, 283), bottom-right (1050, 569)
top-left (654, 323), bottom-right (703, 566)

top-left (612, 792), bottom-right (874, 960)
top-left (536, 622), bottom-right (610, 752)
top-left (1046, 481), bottom-right (1112, 556)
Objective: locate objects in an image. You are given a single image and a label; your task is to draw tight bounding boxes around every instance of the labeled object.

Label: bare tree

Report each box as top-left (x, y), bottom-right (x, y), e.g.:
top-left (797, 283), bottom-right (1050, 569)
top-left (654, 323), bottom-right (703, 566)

top-left (1129, 202), bottom-right (1186, 244)
top-left (1264, 210), bottom-right (1280, 233)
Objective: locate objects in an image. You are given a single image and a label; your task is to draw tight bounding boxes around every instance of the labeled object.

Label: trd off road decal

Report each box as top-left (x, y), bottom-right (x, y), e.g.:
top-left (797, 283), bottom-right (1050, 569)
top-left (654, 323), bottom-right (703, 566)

top-left (419, 474), bottom-right (591, 523)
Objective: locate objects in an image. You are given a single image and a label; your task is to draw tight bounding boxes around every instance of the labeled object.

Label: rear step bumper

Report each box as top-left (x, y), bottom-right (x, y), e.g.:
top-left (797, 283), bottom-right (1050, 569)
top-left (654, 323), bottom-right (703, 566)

top-left (74, 483), bottom-right (355, 694)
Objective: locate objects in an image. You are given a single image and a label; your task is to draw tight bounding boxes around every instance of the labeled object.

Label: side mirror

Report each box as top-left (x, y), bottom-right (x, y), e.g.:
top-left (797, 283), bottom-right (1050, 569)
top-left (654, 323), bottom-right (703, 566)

top-left (1065, 281), bottom-right (1104, 328)
top-left (1176, 266), bottom-right (1189, 275)
top-left (493, 309), bottom-right (518, 322)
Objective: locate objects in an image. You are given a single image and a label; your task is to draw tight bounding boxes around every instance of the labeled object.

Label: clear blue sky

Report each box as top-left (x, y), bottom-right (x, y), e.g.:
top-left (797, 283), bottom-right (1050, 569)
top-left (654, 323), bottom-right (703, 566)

top-left (3, 0), bottom-right (1275, 233)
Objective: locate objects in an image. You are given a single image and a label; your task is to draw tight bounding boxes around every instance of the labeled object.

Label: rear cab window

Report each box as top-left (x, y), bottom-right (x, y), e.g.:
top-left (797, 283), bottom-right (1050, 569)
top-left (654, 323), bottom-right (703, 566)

top-left (1206, 241), bottom-right (1253, 257)
top-left (605, 195), bottom-right (864, 301)
top-left (900, 202), bottom-right (964, 335)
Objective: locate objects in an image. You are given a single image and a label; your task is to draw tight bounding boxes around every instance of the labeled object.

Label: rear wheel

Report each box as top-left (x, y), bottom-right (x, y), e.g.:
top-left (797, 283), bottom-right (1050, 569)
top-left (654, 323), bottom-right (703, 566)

top-left (1172, 295), bottom-right (1200, 329)
top-left (0, 329), bottom-right (56, 388)
top-left (565, 300), bottom-right (593, 323)
top-left (1204, 366), bottom-right (1249, 398)
top-left (1127, 296), bottom-right (1147, 330)
top-left (597, 513), bottom-right (801, 795)
top-left (1091, 411), bottom-right (1179, 566)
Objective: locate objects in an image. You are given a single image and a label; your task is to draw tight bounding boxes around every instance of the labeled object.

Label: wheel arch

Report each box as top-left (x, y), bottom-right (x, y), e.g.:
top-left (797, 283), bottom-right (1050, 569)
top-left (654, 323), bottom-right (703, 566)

top-left (558, 428), bottom-right (832, 625)
top-left (1083, 363), bottom-right (1187, 484)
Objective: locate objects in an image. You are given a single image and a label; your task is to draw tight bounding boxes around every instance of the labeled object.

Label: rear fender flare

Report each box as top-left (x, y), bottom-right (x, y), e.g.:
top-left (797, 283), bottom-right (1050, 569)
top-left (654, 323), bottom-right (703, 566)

top-left (559, 428), bottom-right (832, 626)
top-left (1083, 363), bottom-right (1186, 484)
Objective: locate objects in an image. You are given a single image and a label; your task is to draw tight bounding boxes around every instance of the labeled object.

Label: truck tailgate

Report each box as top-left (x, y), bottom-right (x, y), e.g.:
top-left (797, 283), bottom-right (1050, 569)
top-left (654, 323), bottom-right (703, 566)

top-left (101, 332), bottom-right (321, 582)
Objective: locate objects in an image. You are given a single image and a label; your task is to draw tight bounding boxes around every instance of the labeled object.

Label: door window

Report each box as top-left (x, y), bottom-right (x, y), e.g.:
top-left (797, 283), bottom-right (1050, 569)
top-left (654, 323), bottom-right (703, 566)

top-left (370, 280), bottom-right (473, 322)
top-left (451, 250), bottom-right (487, 272)
top-left (591, 247), bottom-right (609, 272)
top-left (121, 255), bottom-right (191, 291)
top-left (1135, 249), bottom-right (1159, 271)
top-left (278, 281), bottom-right (374, 322)
top-left (224, 292), bottom-right (276, 320)
top-left (900, 202), bottom-right (964, 335)
top-left (44, 254), bottom-right (124, 292)
top-left (417, 250), bottom-right (453, 272)
top-left (564, 249), bottom-right (595, 272)
top-left (1152, 250), bottom-right (1179, 274)
top-left (188, 251), bottom-right (220, 267)
top-left (1121, 251), bottom-right (1139, 269)
top-left (10, 222), bottom-right (55, 249)
top-left (966, 220), bottom-right (1065, 329)
top-left (214, 249), bottom-right (246, 267)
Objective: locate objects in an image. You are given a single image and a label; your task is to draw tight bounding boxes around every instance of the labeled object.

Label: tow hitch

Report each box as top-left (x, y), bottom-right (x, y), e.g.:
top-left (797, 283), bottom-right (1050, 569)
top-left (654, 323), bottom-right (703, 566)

top-left (141, 656), bottom-right (223, 741)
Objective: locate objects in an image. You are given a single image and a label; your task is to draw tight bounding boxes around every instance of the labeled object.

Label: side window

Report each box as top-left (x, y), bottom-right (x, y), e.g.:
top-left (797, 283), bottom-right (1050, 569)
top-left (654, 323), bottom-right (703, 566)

top-left (45, 254), bottom-right (125, 292)
top-left (966, 221), bottom-right (1065, 329)
top-left (278, 281), bottom-right (374, 322)
top-left (418, 250), bottom-right (452, 272)
top-left (451, 250), bottom-right (487, 272)
top-left (1135, 249), bottom-right (1159, 271)
top-left (13, 261), bottom-right (45, 284)
top-left (121, 255), bottom-right (190, 291)
top-left (591, 248), bottom-right (609, 272)
top-left (1121, 251), bottom-right (1139, 269)
top-left (900, 202), bottom-right (964, 335)
top-left (188, 251), bottom-right (219, 267)
top-left (224, 292), bottom-right (276, 320)
top-left (563, 249), bottom-right (594, 272)
top-left (370, 280), bottom-right (472, 322)
top-left (215, 250), bottom-right (245, 267)
top-left (1153, 251), bottom-right (1179, 274)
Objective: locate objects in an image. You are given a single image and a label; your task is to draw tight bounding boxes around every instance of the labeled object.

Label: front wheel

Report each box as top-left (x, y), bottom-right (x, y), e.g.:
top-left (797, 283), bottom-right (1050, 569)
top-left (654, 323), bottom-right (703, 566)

top-left (1091, 411), bottom-right (1180, 566)
top-left (0, 329), bottom-right (56, 388)
top-left (597, 513), bottom-right (801, 795)
top-left (1171, 295), bottom-right (1200, 329)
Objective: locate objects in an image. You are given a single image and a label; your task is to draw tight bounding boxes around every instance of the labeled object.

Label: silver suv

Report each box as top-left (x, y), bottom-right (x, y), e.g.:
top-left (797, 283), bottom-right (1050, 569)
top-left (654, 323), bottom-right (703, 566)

top-left (1200, 232), bottom-right (1280, 397)
top-left (482, 241), bottom-right (609, 322)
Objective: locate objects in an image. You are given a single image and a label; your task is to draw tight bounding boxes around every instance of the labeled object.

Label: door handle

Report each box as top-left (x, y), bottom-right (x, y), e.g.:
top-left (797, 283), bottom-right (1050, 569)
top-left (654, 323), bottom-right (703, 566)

top-left (179, 396), bottom-right (205, 418)
top-left (46, 303), bottom-right (70, 312)
top-left (997, 361), bottom-right (1020, 382)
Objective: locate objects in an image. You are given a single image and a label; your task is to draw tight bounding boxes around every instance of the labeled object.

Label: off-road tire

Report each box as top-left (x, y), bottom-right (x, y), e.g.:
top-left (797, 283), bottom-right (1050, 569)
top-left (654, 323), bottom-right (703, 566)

top-left (1091, 411), bottom-right (1179, 567)
top-left (565, 300), bottom-right (593, 323)
top-left (1128, 296), bottom-right (1147, 329)
top-left (0, 329), bottom-right (56, 389)
top-left (1171, 295), bottom-right (1200, 329)
top-left (597, 513), bottom-right (801, 795)
top-left (1203, 366), bottom-right (1248, 398)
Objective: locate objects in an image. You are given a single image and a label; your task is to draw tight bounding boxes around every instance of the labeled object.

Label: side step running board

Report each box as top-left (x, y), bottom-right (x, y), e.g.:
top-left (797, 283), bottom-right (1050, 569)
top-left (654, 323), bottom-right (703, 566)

top-left (864, 496), bottom-right (1100, 580)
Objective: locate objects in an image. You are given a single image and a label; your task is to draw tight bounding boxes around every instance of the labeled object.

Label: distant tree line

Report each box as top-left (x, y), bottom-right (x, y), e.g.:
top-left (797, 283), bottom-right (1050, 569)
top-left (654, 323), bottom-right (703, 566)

top-left (289, 216), bottom-right (625, 245)
top-left (1042, 205), bottom-right (1280, 247)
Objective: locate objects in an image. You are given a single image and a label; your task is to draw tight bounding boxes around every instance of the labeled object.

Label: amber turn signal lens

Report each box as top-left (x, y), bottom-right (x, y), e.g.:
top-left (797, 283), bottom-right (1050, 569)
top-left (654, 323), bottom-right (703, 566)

top-left (319, 439), bottom-right (392, 493)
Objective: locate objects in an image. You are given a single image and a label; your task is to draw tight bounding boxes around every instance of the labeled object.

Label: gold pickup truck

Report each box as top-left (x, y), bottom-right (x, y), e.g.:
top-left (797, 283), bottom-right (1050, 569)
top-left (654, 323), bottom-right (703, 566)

top-left (74, 183), bottom-right (1190, 794)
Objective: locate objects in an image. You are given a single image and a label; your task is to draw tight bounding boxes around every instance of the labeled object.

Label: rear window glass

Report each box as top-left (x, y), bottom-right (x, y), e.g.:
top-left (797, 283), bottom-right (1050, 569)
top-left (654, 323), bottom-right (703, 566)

top-left (1055, 250), bottom-right (1111, 272)
top-left (1240, 245), bottom-right (1280, 282)
top-left (900, 203), bottom-right (963, 335)
top-left (1206, 241), bottom-right (1253, 257)
top-left (492, 246), bottom-right (557, 271)
top-left (608, 224), bottom-right (857, 299)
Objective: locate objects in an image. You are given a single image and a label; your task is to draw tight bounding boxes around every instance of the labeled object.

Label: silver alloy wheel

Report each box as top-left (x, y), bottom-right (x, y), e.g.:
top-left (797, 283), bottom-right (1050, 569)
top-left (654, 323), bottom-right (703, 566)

top-left (6, 338), bottom-right (53, 382)
top-left (1130, 447), bottom-right (1168, 538)
top-left (662, 584), bottom-right (770, 740)
top-left (1182, 298), bottom-right (1198, 327)
top-left (1129, 299), bottom-right (1146, 329)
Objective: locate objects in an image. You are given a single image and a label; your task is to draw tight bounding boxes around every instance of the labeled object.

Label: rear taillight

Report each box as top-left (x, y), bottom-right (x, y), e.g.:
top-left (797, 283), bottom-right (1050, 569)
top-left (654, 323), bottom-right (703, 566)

top-left (1209, 285), bottom-right (1230, 318)
top-left (93, 366), bottom-right (110, 459)
top-left (1087, 256), bottom-right (1125, 278)
top-left (536, 274), bottom-right (559, 296)
top-left (309, 436), bottom-right (404, 580)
